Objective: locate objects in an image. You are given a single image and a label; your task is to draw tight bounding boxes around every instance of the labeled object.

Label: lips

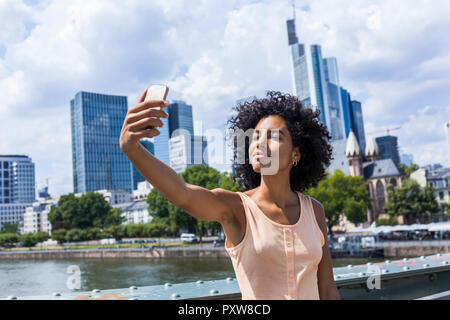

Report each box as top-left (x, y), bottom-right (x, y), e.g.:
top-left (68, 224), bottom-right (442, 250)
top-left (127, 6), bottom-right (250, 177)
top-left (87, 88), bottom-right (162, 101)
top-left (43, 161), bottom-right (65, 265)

top-left (252, 151), bottom-right (270, 163)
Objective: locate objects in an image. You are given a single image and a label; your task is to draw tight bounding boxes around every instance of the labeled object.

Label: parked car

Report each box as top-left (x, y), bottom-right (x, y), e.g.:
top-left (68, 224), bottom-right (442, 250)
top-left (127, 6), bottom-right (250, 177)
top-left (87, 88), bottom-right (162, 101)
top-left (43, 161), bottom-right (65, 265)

top-left (180, 233), bottom-right (198, 243)
top-left (100, 238), bottom-right (116, 245)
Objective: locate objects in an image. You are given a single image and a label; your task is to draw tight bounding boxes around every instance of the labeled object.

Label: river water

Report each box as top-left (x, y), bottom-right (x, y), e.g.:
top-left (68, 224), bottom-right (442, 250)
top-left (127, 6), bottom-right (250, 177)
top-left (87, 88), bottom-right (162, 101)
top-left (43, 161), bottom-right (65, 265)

top-left (0, 257), bottom-right (388, 298)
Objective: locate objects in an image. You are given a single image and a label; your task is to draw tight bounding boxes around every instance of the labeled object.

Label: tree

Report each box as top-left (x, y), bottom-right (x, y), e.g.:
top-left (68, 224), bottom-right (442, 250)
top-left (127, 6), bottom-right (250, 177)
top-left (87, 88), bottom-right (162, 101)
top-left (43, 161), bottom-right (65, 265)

top-left (147, 189), bottom-right (170, 218)
top-left (397, 163), bottom-right (420, 178)
top-left (65, 229), bottom-right (83, 242)
top-left (384, 178), bottom-right (440, 224)
top-left (48, 192), bottom-right (125, 231)
top-left (0, 234), bottom-right (19, 248)
top-left (145, 217), bottom-right (169, 246)
top-left (51, 229), bottom-right (67, 244)
top-left (146, 165), bottom-right (240, 240)
top-left (306, 169), bottom-right (371, 235)
top-left (20, 233), bottom-right (39, 247)
top-left (0, 223), bottom-right (19, 235)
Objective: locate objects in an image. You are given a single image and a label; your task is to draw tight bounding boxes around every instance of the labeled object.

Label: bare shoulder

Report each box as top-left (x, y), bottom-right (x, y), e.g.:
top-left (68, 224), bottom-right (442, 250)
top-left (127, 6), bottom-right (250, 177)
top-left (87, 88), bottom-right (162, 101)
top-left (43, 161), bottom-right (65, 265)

top-left (210, 188), bottom-right (245, 223)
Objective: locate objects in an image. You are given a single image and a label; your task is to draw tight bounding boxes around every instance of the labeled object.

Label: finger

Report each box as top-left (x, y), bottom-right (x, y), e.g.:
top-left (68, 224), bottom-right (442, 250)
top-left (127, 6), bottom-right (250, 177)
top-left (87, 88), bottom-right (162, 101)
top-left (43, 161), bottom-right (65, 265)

top-left (127, 108), bottom-right (169, 125)
top-left (129, 117), bottom-right (163, 132)
top-left (128, 100), bottom-right (169, 115)
top-left (138, 88), bottom-right (148, 104)
top-left (130, 128), bottom-right (160, 139)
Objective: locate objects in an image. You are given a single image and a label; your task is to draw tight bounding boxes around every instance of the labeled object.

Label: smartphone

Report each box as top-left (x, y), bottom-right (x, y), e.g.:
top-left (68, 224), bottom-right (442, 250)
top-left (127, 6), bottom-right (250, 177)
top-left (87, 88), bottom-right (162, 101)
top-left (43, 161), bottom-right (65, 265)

top-left (144, 85), bottom-right (169, 129)
top-left (145, 84), bottom-right (169, 102)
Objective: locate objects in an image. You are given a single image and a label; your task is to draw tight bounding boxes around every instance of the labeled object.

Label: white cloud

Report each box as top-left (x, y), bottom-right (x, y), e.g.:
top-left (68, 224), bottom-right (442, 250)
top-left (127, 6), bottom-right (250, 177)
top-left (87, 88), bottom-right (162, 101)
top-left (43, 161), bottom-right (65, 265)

top-left (1, 0), bottom-right (449, 197)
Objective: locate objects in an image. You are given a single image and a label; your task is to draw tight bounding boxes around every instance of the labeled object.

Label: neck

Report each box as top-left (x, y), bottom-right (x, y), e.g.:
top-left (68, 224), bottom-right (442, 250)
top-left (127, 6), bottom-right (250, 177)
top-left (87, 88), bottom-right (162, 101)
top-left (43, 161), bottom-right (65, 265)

top-left (255, 170), bottom-right (296, 208)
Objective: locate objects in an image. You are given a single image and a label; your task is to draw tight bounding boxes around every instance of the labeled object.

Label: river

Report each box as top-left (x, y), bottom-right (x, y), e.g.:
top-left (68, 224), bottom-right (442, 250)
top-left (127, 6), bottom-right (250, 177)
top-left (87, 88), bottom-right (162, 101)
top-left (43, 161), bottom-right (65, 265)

top-left (0, 257), bottom-right (388, 298)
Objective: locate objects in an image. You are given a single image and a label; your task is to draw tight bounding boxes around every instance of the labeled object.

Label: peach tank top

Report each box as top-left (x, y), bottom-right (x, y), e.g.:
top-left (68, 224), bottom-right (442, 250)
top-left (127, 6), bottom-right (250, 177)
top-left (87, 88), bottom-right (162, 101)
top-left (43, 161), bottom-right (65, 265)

top-left (225, 191), bottom-right (325, 300)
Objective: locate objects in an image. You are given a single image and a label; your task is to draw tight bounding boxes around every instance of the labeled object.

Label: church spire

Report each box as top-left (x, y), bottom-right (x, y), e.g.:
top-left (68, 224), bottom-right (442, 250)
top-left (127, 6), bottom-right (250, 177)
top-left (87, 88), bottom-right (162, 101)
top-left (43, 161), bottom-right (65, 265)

top-left (346, 130), bottom-right (361, 157)
top-left (365, 136), bottom-right (380, 161)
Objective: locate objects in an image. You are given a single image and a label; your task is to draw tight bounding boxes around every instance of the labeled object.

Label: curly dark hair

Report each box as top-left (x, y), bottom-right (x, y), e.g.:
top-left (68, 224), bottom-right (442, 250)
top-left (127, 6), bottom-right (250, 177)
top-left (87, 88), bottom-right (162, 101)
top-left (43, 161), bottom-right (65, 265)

top-left (226, 91), bottom-right (334, 193)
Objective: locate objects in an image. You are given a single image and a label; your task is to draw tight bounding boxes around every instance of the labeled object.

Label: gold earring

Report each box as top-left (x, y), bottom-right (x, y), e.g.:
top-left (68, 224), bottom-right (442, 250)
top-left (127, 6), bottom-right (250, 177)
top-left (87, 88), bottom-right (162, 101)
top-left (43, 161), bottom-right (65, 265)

top-left (293, 160), bottom-right (299, 167)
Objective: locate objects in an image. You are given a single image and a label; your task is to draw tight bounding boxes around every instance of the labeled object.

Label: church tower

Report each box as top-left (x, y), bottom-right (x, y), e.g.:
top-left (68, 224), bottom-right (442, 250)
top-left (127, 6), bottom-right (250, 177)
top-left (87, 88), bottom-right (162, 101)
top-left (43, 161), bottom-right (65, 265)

top-left (346, 130), bottom-right (363, 177)
top-left (365, 136), bottom-right (381, 162)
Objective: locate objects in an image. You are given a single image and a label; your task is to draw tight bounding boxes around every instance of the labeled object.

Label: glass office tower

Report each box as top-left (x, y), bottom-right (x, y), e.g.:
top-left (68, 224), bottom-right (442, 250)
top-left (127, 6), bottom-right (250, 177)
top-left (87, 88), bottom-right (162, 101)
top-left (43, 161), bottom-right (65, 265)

top-left (168, 100), bottom-right (195, 138)
top-left (70, 91), bottom-right (133, 194)
top-left (376, 136), bottom-right (400, 165)
top-left (152, 99), bottom-right (195, 168)
top-left (287, 18), bottom-right (351, 141)
top-left (350, 100), bottom-right (366, 155)
top-left (0, 155), bottom-right (36, 204)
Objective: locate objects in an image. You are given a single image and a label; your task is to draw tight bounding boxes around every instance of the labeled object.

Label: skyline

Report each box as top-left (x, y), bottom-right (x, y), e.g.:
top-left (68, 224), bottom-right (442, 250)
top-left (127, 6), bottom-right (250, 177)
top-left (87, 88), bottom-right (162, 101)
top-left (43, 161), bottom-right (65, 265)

top-left (1, 0), bottom-right (450, 198)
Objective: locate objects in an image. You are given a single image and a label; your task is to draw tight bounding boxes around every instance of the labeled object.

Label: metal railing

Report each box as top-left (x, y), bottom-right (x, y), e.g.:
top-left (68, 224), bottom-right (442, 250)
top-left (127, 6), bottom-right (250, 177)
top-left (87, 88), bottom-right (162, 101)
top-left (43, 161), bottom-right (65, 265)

top-left (3, 253), bottom-right (450, 300)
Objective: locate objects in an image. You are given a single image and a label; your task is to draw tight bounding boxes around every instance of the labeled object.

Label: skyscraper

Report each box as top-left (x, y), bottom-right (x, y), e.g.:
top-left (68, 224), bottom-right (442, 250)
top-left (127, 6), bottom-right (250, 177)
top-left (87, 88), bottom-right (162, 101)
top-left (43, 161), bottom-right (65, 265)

top-left (0, 155), bottom-right (36, 230)
top-left (169, 135), bottom-right (209, 174)
top-left (350, 100), bottom-right (366, 155)
top-left (286, 19), bottom-right (346, 141)
top-left (376, 136), bottom-right (400, 166)
top-left (168, 100), bottom-right (195, 138)
top-left (0, 155), bottom-right (36, 204)
top-left (70, 91), bottom-right (133, 194)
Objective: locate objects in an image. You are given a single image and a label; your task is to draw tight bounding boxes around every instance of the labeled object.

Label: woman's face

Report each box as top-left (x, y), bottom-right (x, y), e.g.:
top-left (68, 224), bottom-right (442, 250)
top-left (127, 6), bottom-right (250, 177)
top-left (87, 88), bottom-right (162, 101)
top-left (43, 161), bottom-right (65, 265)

top-left (249, 115), bottom-right (300, 175)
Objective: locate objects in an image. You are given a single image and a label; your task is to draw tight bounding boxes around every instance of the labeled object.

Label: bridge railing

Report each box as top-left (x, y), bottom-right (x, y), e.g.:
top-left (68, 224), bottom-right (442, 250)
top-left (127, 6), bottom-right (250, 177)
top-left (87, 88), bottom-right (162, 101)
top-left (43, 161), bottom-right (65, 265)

top-left (2, 253), bottom-right (450, 300)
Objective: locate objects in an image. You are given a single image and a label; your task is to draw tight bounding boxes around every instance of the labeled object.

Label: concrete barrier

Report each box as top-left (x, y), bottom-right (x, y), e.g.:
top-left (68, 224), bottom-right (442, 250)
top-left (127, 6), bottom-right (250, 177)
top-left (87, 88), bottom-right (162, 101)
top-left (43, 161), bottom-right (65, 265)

top-left (0, 248), bottom-right (230, 260)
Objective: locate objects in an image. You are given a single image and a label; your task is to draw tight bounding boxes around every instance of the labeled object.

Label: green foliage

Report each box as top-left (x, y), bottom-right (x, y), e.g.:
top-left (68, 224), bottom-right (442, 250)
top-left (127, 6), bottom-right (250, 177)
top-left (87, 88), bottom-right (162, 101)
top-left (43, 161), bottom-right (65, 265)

top-left (144, 217), bottom-right (169, 238)
top-left (384, 178), bottom-right (440, 224)
top-left (397, 163), bottom-right (420, 178)
top-left (19, 233), bottom-right (38, 247)
top-left (145, 165), bottom-right (238, 238)
top-left (0, 233), bottom-right (19, 247)
top-left (305, 169), bottom-right (371, 234)
top-left (147, 189), bottom-right (170, 218)
top-left (376, 217), bottom-right (398, 226)
top-left (0, 223), bottom-right (19, 235)
top-left (51, 229), bottom-right (67, 243)
top-left (103, 225), bottom-right (125, 240)
top-left (65, 229), bottom-right (83, 242)
top-left (48, 191), bottom-right (125, 231)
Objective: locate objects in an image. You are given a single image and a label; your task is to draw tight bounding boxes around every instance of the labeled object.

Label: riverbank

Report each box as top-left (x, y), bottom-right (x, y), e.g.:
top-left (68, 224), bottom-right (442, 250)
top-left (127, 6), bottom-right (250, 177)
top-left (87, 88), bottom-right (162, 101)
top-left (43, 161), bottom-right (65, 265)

top-left (1, 243), bottom-right (449, 260)
top-left (0, 247), bottom-right (229, 260)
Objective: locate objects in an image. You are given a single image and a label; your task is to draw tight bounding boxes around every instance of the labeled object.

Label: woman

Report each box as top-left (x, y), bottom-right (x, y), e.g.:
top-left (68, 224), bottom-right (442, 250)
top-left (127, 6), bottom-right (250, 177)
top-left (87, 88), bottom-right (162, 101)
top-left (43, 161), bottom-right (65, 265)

top-left (120, 89), bottom-right (340, 300)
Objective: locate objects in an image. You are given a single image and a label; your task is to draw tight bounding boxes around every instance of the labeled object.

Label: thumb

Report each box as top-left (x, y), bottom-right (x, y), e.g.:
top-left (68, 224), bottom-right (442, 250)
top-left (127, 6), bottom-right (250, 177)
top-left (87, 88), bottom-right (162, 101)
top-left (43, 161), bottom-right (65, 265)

top-left (138, 88), bottom-right (148, 103)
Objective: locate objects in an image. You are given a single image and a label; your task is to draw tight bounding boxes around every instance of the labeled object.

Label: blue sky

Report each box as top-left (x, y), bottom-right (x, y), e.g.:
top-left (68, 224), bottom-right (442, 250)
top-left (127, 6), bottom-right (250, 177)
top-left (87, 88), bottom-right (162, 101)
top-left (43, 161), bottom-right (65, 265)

top-left (0, 0), bottom-right (449, 197)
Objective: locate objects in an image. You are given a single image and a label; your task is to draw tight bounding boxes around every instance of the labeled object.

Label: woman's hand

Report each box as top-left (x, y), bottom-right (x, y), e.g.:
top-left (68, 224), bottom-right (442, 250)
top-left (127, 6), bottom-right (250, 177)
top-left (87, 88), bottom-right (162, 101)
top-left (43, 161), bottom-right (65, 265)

top-left (120, 88), bottom-right (169, 154)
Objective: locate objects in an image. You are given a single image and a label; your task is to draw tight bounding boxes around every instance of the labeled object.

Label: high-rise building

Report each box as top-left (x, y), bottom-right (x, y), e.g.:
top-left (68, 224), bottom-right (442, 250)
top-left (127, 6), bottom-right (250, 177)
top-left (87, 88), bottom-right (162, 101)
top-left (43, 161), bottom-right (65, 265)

top-left (168, 100), bottom-right (195, 138)
top-left (286, 19), bottom-right (346, 141)
top-left (70, 91), bottom-right (133, 194)
top-left (0, 155), bottom-right (36, 230)
top-left (132, 139), bottom-right (154, 190)
top-left (0, 155), bottom-right (36, 204)
top-left (376, 136), bottom-right (400, 166)
top-left (349, 100), bottom-right (366, 155)
top-left (169, 134), bottom-right (208, 174)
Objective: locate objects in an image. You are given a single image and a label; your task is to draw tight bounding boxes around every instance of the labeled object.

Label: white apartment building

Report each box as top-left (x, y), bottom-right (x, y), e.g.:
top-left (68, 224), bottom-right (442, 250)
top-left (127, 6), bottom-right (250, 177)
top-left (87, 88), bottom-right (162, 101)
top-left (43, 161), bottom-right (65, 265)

top-left (411, 167), bottom-right (450, 210)
top-left (22, 198), bottom-right (57, 235)
top-left (133, 181), bottom-right (153, 201)
top-left (113, 200), bottom-right (152, 225)
top-left (75, 189), bottom-right (133, 205)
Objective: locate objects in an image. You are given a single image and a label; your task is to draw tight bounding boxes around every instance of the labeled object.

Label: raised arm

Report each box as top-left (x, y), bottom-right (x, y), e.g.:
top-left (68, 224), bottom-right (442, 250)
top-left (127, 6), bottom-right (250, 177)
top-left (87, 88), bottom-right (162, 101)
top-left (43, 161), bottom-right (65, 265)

top-left (120, 89), bottom-right (234, 224)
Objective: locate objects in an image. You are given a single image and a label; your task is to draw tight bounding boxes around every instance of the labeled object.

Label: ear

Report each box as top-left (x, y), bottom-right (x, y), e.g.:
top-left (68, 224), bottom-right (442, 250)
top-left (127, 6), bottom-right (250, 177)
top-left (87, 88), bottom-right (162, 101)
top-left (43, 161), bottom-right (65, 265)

top-left (293, 147), bottom-right (301, 161)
